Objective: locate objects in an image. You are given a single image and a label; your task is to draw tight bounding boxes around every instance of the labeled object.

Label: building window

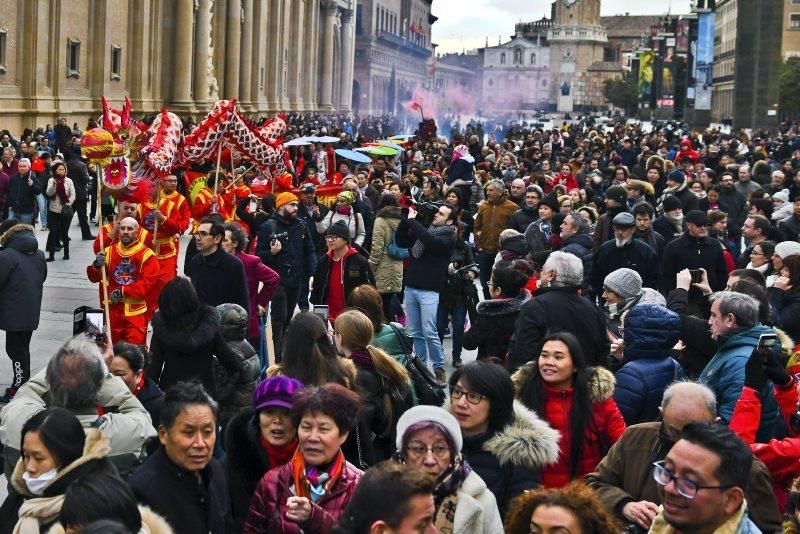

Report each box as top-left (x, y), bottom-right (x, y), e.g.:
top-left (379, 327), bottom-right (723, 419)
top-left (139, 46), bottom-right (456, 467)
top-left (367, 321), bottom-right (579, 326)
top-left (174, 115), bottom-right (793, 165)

top-left (514, 47), bottom-right (522, 64)
top-left (531, 53), bottom-right (536, 65)
top-left (0, 29), bottom-right (6, 74)
top-left (791, 14), bottom-right (800, 29)
top-left (500, 53), bottom-right (506, 64)
top-left (356, 5), bottom-right (363, 35)
top-left (110, 45), bottom-right (121, 80)
top-left (67, 38), bottom-right (80, 78)
top-left (488, 78), bottom-right (494, 87)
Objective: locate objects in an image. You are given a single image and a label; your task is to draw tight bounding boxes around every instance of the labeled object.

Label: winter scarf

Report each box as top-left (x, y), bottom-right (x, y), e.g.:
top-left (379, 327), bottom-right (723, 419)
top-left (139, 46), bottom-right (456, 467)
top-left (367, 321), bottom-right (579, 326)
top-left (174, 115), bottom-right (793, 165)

top-left (451, 144), bottom-right (475, 165)
top-left (649, 501), bottom-right (749, 534)
top-left (411, 225), bottom-right (456, 259)
top-left (657, 181), bottom-right (688, 215)
top-left (663, 212), bottom-right (684, 237)
top-left (55, 177), bottom-right (69, 205)
top-left (432, 454), bottom-right (470, 533)
top-left (260, 433), bottom-right (298, 469)
top-left (290, 448), bottom-right (345, 503)
top-left (14, 494), bottom-right (65, 534)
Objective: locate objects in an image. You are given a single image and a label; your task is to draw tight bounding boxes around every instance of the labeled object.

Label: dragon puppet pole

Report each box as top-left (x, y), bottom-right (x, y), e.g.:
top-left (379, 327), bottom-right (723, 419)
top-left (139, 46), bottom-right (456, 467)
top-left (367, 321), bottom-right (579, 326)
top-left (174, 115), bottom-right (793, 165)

top-left (151, 179), bottom-right (162, 252)
top-left (96, 163), bottom-right (113, 345)
top-left (212, 143), bottom-right (223, 214)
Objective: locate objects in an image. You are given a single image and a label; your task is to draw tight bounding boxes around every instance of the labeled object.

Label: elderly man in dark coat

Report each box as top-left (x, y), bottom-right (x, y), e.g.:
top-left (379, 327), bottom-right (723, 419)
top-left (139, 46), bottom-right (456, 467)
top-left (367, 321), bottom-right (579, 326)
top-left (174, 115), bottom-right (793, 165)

top-left (0, 219), bottom-right (47, 402)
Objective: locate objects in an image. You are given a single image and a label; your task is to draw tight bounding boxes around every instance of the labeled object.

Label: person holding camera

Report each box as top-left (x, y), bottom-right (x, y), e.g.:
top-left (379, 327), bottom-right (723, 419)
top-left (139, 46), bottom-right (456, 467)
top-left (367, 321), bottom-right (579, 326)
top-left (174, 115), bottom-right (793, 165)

top-left (395, 201), bottom-right (457, 384)
top-left (255, 192), bottom-right (317, 358)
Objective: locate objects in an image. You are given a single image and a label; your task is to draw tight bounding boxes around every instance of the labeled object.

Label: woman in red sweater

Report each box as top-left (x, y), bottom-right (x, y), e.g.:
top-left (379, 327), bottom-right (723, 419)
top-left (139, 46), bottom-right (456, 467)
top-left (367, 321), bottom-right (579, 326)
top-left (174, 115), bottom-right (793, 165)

top-left (514, 331), bottom-right (626, 488)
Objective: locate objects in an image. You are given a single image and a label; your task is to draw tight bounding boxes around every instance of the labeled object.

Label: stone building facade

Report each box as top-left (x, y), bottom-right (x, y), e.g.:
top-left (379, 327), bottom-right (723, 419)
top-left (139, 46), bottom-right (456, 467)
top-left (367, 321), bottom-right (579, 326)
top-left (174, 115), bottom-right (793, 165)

top-left (352, 0), bottom-right (436, 115)
top-left (0, 0), bottom-right (356, 132)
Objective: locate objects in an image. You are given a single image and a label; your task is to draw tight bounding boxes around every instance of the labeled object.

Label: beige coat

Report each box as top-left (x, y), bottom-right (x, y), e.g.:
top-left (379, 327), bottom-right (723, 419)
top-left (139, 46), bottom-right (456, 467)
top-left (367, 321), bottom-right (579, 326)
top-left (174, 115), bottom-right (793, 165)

top-left (368, 207), bottom-right (404, 294)
top-left (44, 177), bottom-right (76, 214)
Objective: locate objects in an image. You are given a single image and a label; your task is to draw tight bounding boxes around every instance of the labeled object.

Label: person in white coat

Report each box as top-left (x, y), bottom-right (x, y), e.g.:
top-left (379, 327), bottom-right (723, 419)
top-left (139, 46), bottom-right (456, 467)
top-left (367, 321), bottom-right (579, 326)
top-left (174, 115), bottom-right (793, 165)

top-left (393, 406), bottom-right (504, 534)
top-left (316, 191), bottom-right (366, 246)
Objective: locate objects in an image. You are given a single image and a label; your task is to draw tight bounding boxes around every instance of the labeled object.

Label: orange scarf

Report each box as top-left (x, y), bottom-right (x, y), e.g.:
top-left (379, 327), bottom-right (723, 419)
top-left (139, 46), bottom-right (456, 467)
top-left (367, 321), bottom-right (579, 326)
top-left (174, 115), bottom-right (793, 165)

top-left (290, 448), bottom-right (345, 502)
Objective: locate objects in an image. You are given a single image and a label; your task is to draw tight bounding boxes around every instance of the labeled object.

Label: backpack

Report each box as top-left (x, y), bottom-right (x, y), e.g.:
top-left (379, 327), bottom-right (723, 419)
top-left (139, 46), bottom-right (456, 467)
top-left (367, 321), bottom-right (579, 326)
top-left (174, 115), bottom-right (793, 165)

top-left (386, 229), bottom-right (409, 260)
top-left (388, 323), bottom-right (446, 406)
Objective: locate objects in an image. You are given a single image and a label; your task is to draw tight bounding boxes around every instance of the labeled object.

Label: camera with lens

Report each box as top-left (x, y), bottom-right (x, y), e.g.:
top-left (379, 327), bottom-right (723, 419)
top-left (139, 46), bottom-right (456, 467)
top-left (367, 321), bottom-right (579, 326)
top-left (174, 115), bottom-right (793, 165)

top-left (415, 201), bottom-right (443, 227)
top-left (270, 231), bottom-right (289, 244)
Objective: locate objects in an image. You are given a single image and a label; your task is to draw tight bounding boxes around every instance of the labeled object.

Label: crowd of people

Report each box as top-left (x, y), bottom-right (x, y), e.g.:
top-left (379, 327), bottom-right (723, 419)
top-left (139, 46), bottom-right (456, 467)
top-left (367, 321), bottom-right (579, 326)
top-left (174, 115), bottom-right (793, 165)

top-left (2, 112), bottom-right (800, 532)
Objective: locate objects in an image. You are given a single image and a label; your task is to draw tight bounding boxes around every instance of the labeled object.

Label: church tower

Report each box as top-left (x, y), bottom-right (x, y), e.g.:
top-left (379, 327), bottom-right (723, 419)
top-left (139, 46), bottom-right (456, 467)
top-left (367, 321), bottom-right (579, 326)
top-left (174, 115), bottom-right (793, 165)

top-left (548, 0), bottom-right (607, 111)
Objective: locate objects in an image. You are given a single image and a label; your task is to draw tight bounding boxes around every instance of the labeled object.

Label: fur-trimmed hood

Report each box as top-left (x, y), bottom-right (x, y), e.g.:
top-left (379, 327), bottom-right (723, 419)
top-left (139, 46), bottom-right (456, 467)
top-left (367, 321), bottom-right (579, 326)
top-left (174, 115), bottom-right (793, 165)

top-left (0, 223), bottom-right (38, 252)
top-left (475, 290), bottom-right (530, 317)
top-left (151, 304), bottom-right (221, 352)
top-left (646, 155), bottom-right (666, 174)
top-left (11, 428), bottom-right (111, 497)
top-left (376, 205), bottom-right (402, 220)
top-left (482, 401), bottom-right (561, 470)
top-left (46, 505), bottom-right (174, 534)
top-left (511, 363), bottom-right (616, 403)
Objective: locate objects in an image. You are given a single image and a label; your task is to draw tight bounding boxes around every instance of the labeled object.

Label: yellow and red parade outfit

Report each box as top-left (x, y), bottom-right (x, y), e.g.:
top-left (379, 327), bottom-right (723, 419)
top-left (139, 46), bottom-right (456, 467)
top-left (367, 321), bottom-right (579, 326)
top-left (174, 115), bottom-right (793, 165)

top-left (87, 241), bottom-right (159, 346)
top-left (191, 186), bottom-right (229, 231)
top-left (159, 188), bottom-right (192, 274)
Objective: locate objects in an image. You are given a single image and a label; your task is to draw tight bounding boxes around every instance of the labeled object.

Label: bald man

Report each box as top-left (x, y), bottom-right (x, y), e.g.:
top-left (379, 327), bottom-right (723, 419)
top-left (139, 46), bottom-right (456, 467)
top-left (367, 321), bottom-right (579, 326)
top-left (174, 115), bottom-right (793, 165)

top-left (87, 217), bottom-right (159, 345)
top-left (93, 199), bottom-right (154, 253)
top-left (585, 381), bottom-right (780, 532)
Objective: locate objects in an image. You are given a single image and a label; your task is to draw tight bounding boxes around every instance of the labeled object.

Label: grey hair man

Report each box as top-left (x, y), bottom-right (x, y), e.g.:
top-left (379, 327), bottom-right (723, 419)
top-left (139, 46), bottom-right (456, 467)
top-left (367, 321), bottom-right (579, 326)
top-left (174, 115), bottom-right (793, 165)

top-left (586, 381), bottom-right (780, 532)
top-left (0, 334), bottom-right (156, 478)
top-left (507, 251), bottom-right (609, 370)
top-left (701, 291), bottom-right (780, 442)
top-left (559, 213), bottom-right (593, 291)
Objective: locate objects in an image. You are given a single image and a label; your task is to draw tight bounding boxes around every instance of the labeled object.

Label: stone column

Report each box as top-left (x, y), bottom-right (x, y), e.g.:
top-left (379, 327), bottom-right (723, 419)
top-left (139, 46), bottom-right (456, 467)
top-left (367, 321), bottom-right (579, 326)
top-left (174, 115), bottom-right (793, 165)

top-left (302, 0), bottom-right (319, 109)
top-left (225, 0), bottom-right (242, 99)
top-left (339, 9), bottom-right (354, 111)
top-left (239, 0), bottom-right (253, 108)
top-left (319, 1), bottom-right (338, 110)
top-left (172, 0), bottom-right (195, 107)
top-left (194, 0), bottom-right (212, 107)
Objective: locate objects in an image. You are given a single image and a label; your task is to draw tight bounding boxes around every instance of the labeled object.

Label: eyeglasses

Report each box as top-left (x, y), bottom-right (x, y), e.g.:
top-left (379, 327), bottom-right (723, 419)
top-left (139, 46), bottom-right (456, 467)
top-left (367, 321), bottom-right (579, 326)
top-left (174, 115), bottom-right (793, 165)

top-left (652, 461), bottom-right (732, 499)
top-left (450, 386), bottom-right (487, 405)
top-left (196, 231), bottom-right (210, 238)
top-left (325, 235), bottom-right (341, 241)
top-left (406, 442), bottom-right (450, 459)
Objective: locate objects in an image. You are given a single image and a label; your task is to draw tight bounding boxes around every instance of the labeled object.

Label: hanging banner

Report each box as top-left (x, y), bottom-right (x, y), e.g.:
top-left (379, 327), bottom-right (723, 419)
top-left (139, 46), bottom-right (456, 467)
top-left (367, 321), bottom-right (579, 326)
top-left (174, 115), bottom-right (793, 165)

top-left (695, 12), bottom-right (715, 111)
top-left (639, 50), bottom-right (655, 101)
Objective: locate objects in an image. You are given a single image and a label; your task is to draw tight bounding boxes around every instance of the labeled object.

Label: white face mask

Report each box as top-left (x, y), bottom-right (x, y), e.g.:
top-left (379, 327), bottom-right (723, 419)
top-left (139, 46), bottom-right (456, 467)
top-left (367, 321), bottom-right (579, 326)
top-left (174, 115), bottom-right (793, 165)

top-left (22, 468), bottom-right (58, 496)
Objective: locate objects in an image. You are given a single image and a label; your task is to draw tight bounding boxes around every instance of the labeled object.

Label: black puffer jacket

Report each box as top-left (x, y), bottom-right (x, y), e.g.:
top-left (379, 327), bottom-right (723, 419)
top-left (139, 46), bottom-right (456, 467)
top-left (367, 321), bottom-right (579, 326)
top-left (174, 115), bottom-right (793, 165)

top-left (0, 224), bottom-right (46, 331)
top-left (560, 232), bottom-right (593, 292)
top-left (509, 206), bottom-right (538, 233)
top-left (462, 291), bottom-right (530, 360)
top-left (148, 304), bottom-right (241, 397)
top-left (214, 303), bottom-right (260, 427)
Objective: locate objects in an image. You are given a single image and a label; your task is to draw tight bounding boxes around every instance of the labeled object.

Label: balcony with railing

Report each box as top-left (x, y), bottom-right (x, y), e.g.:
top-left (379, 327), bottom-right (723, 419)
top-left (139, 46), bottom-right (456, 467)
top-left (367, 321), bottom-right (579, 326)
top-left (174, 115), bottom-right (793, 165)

top-left (377, 30), bottom-right (432, 57)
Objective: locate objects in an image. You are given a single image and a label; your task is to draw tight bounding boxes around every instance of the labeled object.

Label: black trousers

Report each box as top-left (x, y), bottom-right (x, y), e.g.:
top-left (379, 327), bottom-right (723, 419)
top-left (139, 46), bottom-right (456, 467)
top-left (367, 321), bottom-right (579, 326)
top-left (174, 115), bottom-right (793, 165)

top-left (270, 285), bottom-right (300, 362)
top-left (6, 330), bottom-right (32, 389)
top-left (46, 210), bottom-right (71, 257)
top-left (73, 198), bottom-right (92, 238)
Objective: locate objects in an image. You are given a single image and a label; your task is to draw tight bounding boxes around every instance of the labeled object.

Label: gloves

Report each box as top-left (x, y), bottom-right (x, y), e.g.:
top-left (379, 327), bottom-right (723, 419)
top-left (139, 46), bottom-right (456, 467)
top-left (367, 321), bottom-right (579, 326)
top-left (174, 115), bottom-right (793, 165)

top-left (109, 289), bottom-right (123, 304)
top-left (763, 350), bottom-right (792, 387)
top-left (744, 347), bottom-right (767, 392)
top-left (92, 252), bottom-right (105, 269)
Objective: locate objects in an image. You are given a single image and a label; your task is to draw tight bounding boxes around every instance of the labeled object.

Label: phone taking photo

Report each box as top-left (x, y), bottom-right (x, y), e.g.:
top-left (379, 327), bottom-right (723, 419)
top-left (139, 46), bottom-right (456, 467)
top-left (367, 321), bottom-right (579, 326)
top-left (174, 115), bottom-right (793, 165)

top-left (757, 333), bottom-right (778, 355)
top-left (313, 305), bottom-right (329, 323)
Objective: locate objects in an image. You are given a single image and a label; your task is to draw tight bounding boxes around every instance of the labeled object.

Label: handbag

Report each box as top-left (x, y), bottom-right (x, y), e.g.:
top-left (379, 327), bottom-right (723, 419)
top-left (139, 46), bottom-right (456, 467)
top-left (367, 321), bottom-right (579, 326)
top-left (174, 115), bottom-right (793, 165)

top-left (61, 204), bottom-right (73, 218)
top-left (388, 323), bottom-right (446, 406)
top-left (386, 229), bottom-right (409, 260)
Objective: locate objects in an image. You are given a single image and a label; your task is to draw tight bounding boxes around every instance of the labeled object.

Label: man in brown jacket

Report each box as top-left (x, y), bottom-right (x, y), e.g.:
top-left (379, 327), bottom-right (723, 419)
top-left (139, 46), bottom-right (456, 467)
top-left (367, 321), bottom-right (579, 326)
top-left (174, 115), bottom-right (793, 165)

top-left (585, 381), bottom-right (781, 533)
top-left (473, 179), bottom-right (519, 298)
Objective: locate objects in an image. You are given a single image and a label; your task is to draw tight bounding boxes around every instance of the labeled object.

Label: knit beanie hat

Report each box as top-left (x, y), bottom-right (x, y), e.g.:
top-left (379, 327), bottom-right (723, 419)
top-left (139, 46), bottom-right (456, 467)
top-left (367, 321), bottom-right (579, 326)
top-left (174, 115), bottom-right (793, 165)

top-left (667, 168), bottom-right (686, 185)
top-left (326, 220), bottom-right (351, 240)
top-left (775, 241), bottom-right (800, 259)
top-left (774, 188), bottom-right (790, 204)
top-left (540, 193), bottom-right (559, 211)
top-left (605, 185), bottom-right (627, 206)
top-left (275, 191), bottom-right (298, 210)
top-left (336, 191), bottom-right (355, 205)
top-left (395, 405), bottom-right (463, 452)
top-left (252, 376), bottom-right (304, 412)
top-left (604, 268), bottom-right (643, 299)
top-left (662, 195), bottom-right (682, 213)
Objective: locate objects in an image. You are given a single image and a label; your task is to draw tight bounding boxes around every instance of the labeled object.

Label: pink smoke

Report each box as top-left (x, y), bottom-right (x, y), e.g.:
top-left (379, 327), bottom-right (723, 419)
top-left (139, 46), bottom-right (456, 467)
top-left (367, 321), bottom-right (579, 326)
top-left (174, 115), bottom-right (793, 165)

top-left (402, 88), bottom-right (438, 119)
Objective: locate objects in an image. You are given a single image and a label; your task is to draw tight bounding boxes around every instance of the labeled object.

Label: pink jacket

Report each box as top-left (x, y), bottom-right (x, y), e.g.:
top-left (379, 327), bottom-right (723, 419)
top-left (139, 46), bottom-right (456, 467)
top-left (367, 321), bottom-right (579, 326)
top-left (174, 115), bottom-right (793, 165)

top-left (235, 251), bottom-right (280, 339)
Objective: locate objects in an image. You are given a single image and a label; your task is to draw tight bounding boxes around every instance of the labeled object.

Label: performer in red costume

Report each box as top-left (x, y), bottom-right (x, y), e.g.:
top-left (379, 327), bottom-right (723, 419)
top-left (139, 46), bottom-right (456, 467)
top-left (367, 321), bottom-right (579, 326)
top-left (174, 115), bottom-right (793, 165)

top-left (93, 199), bottom-right (154, 253)
top-left (192, 171), bottom-right (228, 231)
top-left (158, 174), bottom-right (191, 274)
top-left (87, 217), bottom-right (159, 345)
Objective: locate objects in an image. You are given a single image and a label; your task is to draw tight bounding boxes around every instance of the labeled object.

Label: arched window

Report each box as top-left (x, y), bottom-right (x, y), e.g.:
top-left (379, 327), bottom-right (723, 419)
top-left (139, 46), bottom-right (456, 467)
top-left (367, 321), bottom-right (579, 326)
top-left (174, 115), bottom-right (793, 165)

top-left (500, 53), bottom-right (506, 64)
top-left (488, 78), bottom-right (494, 87)
top-left (514, 47), bottom-right (522, 64)
top-left (531, 53), bottom-right (536, 65)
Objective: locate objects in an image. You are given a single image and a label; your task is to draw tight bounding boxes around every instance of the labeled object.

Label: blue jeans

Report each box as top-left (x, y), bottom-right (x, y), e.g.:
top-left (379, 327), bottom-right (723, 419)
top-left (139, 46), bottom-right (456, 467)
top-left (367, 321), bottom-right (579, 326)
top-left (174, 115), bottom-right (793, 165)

top-left (476, 250), bottom-right (495, 299)
top-left (436, 299), bottom-right (467, 361)
top-left (405, 286), bottom-right (445, 370)
top-left (7, 209), bottom-right (33, 224)
top-left (36, 194), bottom-right (48, 226)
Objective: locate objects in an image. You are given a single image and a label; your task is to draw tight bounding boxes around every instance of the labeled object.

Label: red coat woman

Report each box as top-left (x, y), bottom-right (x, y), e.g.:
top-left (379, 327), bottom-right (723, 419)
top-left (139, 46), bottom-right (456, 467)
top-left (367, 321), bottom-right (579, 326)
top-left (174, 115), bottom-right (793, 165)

top-left (514, 332), bottom-right (626, 489)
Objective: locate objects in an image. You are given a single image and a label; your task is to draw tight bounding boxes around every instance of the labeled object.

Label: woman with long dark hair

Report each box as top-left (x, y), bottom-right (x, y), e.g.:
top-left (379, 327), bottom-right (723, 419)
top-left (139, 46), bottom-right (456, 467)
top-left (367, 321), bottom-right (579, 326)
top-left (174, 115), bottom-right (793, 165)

top-left (769, 254), bottom-right (800, 343)
top-left (514, 331), bottom-right (626, 488)
top-left (147, 277), bottom-right (241, 397)
top-left (44, 161), bottom-right (75, 261)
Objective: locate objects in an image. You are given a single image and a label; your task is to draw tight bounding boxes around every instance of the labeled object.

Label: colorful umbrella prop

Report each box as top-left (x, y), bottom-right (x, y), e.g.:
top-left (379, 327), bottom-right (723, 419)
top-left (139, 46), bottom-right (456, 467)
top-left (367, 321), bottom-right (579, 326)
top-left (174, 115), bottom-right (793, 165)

top-left (334, 148), bottom-right (372, 163)
top-left (389, 134), bottom-right (415, 140)
top-left (354, 145), bottom-right (400, 156)
top-left (283, 138), bottom-right (311, 147)
top-left (375, 140), bottom-right (406, 150)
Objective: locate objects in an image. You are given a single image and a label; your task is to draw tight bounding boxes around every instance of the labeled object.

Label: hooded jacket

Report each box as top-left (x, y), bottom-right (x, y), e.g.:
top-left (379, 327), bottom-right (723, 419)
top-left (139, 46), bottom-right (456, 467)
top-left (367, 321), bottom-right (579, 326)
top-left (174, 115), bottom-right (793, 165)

top-left (585, 422), bottom-right (782, 533)
top-left (214, 303), bottom-right (261, 427)
top-left (496, 233), bottom-right (530, 262)
top-left (0, 429), bottom-right (117, 533)
top-left (0, 370), bottom-right (156, 479)
top-left (368, 206), bottom-right (404, 294)
top-left (0, 224), bottom-right (46, 331)
top-left (449, 470), bottom-right (504, 534)
top-left (512, 365), bottom-right (626, 488)
top-left (613, 304), bottom-right (685, 425)
top-left (148, 304), bottom-right (242, 397)
top-left (458, 400), bottom-right (560, 518)
top-left (462, 290), bottom-right (530, 361)
top-left (700, 324), bottom-right (780, 441)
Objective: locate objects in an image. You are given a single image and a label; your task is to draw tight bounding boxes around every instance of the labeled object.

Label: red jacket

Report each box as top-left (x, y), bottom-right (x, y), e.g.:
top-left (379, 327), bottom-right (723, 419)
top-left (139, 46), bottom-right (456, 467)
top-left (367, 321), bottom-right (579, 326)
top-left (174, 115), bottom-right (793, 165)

top-left (539, 377), bottom-right (627, 488)
top-left (730, 381), bottom-right (800, 512)
top-left (552, 173), bottom-right (579, 192)
top-left (243, 459), bottom-right (362, 534)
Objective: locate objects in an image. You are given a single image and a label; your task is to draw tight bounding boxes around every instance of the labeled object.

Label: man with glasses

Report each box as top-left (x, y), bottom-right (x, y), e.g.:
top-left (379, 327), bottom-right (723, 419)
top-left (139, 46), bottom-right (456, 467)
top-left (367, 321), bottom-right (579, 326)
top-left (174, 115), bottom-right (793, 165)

top-left (650, 423), bottom-right (760, 533)
top-left (187, 216), bottom-right (249, 313)
top-left (509, 185), bottom-right (542, 232)
top-left (586, 381), bottom-right (780, 532)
